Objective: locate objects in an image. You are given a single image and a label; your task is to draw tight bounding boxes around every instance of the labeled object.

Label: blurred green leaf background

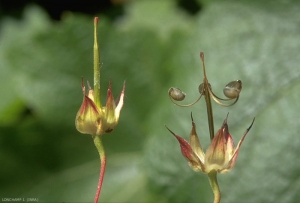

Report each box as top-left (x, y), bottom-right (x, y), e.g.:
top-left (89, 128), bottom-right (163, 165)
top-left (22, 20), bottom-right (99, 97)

top-left (1, 0), bottom-right (300, 202)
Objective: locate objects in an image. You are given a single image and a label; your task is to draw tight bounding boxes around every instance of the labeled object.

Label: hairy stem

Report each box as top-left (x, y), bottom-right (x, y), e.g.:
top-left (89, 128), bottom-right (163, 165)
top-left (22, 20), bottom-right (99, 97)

top-left (93, 135), bottom-right (106, 203)
top-left (93, 17), bottom-right (101, 108)
top-left (208, 171), bottom-right (221, 203)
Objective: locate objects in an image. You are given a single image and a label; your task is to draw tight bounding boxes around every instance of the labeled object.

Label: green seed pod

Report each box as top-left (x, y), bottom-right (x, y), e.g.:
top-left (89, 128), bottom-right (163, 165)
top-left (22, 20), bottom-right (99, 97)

top-left (223, 80), bottom-right (242, 99)
top-left (169, 87), bottom-right (186, 101)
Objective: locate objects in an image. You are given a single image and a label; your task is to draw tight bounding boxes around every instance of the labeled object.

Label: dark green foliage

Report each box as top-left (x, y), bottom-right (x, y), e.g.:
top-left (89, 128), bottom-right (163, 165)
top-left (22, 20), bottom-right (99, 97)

top-left (1, 1), bottom-right (300, 202)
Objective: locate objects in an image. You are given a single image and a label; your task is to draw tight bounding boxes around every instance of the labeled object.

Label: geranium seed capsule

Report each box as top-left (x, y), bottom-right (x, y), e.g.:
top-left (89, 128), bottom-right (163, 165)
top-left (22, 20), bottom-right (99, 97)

top-left (169, 87), bottom-right (186, 101)
top-left (223, 80), bottom-right (242, 99)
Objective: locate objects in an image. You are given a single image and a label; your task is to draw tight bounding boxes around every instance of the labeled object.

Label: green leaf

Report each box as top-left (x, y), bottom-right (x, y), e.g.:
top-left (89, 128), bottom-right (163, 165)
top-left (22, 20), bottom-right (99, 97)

top-left (145, 1), bottom-right (300, 203)
top-left (22, 153), bottom-right (150, 202)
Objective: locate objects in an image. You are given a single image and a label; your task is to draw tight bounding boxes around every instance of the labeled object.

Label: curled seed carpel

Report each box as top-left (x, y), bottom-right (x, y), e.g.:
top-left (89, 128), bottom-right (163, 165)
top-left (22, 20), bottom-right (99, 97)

top-left (223, 80), bottom-right (242, 99)
top-left (198, 83), bottom-right (212, 95)
top-left (169, 87), bottom-right (186, 101)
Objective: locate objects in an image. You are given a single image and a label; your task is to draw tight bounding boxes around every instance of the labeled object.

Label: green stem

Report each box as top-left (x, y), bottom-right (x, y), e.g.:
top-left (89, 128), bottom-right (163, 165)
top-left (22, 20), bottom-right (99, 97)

top-left (208, 171), bottom-right (221, 203)
top-left (200, 53), bottom-right (214, 141)
top-left (93, 17), bottom-right (101, 108)
top-left (204, 81), bottom-right (214, 141)
top-left (93, 135), bottom-right (106, 203)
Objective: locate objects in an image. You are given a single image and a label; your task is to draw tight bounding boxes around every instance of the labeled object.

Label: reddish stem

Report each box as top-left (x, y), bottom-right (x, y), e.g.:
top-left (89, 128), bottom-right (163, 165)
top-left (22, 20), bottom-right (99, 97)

top-left (93, 135), bottom-right (106, 203)
top-left (94, 155), bottom-right (106, 203)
